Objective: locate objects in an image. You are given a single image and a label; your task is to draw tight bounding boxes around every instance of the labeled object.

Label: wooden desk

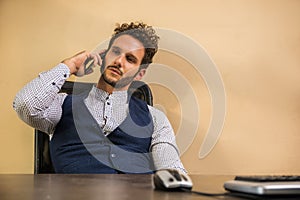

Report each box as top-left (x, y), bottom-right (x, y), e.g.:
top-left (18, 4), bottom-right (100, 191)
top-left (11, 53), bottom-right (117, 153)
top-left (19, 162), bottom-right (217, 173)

top-left (0, 174), bottom-right (248, 200)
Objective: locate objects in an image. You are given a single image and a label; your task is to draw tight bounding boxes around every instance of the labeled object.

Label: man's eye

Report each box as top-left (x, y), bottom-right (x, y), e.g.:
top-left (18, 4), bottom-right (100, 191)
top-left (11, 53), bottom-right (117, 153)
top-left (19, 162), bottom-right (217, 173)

top-left (126, 56), bottom-right (136, 63)
top-left (112, 49), bottom-right (120, 55)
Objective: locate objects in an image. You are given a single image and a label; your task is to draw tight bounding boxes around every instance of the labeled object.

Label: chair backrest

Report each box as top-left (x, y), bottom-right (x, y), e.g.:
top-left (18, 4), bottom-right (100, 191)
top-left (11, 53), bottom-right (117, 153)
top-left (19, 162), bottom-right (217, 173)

top-left (34, 80), bottom-right (153, 174)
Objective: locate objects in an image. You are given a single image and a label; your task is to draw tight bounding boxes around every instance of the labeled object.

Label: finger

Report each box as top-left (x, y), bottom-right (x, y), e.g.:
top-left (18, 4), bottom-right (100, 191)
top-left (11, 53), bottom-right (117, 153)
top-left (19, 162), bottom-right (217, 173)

top-left (73, 51), bottom-right (89, 68)
top-left (99, 49), bottom-right (107, 54)
top-left (90, 53), bottom-right (101, 67)
top-left (74, 51), bottom-right (89, 65)
top-left (75, 66), bottom-right (85, 77)
top-left (96, 49), bottom-right (107, 64)
top-left (85, 67), bottom-right (94, 75)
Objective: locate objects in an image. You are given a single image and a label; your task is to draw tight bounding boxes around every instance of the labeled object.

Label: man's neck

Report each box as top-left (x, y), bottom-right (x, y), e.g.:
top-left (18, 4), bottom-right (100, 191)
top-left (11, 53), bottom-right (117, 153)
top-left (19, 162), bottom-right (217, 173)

top-left (97, 77), bottom-right (129, 94)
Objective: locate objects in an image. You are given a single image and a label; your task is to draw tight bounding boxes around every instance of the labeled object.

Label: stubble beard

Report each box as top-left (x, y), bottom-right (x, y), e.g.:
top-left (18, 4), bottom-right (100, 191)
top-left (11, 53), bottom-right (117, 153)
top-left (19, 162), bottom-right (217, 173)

top-left (102, 69), bottom-right (137, 89)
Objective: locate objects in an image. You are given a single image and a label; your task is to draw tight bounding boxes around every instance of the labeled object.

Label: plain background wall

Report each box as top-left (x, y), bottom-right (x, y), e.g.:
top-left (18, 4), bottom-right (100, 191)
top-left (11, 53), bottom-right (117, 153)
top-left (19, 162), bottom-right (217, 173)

top-left (1, 0), bottom-right (299, 174)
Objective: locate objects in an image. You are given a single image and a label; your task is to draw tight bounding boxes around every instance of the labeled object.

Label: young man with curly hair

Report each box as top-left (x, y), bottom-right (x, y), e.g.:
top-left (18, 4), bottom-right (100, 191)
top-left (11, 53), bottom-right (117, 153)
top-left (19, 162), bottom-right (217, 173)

top-left (14, 22), bottom-right (186, 174)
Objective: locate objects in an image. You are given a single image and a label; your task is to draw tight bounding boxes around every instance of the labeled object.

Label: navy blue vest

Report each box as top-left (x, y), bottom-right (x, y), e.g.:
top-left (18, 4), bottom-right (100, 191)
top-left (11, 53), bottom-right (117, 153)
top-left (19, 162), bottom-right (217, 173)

top-left (50, 91), bottom-right (154, 174)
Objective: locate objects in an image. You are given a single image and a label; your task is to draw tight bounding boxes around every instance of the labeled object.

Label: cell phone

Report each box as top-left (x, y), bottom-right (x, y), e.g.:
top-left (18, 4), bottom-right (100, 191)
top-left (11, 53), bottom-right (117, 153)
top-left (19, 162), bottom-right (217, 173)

top-left (84, 51), bottom-right (106, 74)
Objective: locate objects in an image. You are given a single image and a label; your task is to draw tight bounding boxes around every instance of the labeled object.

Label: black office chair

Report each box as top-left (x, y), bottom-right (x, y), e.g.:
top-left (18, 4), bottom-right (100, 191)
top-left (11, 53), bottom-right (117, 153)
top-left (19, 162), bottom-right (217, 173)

top-left (34, 80), bottom-right (153, 174)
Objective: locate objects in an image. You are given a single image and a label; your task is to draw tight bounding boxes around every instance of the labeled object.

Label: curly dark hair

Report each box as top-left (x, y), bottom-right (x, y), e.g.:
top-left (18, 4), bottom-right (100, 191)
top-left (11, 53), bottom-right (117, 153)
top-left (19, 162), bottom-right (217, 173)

top-left (107, 22), bottom-right (159, 69)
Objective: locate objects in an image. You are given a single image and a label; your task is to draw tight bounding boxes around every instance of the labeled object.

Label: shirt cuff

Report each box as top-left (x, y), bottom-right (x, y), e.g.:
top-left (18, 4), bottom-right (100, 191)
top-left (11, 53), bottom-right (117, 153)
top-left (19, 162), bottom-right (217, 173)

top-left (39, 63), bottom-right (71, 91)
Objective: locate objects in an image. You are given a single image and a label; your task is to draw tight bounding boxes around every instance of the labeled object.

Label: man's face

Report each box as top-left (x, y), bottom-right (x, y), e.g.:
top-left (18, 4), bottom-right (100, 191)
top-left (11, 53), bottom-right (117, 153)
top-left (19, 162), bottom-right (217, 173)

top-left (102, 34), bottom-right (145, 89)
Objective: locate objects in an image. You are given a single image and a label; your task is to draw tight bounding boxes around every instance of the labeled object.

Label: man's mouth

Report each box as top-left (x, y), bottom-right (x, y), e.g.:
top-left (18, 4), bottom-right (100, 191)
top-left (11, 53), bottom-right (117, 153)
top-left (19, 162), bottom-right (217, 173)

top-left (107, 66), bottom-right (123, 76)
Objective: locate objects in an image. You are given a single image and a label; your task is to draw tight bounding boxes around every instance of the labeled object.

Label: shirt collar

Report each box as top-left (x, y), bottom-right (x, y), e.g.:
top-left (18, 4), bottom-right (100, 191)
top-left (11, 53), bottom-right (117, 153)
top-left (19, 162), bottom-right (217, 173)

top-left (88, 85), bottom-right (128, 104)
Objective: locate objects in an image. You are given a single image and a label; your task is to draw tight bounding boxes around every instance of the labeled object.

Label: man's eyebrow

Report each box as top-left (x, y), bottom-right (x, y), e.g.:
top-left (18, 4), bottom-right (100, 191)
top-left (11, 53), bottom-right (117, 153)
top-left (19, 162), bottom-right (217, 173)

top-left (111, 46), bottom-right (121, 51)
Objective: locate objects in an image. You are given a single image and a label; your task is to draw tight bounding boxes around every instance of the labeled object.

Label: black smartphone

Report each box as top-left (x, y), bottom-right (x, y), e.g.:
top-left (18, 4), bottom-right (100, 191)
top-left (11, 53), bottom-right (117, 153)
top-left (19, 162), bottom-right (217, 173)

top-left (84, 51), bottom-right (106, 74)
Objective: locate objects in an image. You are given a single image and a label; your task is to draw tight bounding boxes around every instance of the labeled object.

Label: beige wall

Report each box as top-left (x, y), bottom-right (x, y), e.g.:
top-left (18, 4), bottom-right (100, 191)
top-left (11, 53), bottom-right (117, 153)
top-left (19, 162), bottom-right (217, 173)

top-left (1, 0), bottom-right (299, 174)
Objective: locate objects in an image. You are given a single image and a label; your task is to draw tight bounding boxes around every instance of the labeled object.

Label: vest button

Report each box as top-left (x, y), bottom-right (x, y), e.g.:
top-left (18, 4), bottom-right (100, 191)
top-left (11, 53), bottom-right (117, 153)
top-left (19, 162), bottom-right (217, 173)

top-left (111, 153), bottom-right (116, 158)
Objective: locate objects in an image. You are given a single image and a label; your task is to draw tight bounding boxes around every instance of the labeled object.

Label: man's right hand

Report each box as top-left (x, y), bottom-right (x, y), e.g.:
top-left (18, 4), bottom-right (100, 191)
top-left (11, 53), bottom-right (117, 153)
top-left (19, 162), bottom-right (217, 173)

top-left (62, 50), bottom-right (102, 77)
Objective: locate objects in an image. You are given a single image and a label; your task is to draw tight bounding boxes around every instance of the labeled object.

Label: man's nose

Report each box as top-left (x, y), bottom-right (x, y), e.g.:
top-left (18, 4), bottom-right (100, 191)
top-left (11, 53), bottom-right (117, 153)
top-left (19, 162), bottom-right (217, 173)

top-left (113, 54), bottom-right (125, 67)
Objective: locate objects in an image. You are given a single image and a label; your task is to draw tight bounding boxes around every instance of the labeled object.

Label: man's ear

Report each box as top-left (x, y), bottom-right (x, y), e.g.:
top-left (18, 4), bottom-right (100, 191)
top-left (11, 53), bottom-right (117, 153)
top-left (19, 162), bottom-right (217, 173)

top-left (134, 69), bottom-right (146, 80)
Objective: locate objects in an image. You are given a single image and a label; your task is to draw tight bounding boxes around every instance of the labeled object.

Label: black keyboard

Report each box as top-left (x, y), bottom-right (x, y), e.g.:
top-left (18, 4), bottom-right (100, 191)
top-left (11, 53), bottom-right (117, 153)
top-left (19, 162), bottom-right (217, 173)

top-left (235, 175), bottom-right (300, 182)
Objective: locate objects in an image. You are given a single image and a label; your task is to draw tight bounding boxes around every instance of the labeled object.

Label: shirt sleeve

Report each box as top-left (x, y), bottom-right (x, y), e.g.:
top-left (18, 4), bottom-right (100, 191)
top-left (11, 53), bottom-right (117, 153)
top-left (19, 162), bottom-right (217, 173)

top-left (149, 106), bottom-right (187, 173)
top-left (13, 63), bottom-right (70, 135)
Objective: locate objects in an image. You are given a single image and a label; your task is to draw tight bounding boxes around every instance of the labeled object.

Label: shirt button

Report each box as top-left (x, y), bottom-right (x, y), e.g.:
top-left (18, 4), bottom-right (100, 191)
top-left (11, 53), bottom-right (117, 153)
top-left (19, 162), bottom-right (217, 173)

top-left (52, 82), bottom-right (56, 85)
top-left (107, 102), bottom-right (110, 105)
top-left (111, 153), bottom-right (116, 158)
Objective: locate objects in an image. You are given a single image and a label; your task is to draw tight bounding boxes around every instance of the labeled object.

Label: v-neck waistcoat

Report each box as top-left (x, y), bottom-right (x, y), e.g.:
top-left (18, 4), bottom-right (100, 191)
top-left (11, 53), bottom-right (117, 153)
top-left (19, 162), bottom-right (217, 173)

top-left (50, 91), bottom-right (154, 174)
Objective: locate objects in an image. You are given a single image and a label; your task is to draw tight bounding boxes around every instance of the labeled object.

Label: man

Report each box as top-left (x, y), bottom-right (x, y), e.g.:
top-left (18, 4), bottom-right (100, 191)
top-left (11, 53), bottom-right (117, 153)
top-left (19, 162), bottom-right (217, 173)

top-left (14, 22), bottom-right (186, 174)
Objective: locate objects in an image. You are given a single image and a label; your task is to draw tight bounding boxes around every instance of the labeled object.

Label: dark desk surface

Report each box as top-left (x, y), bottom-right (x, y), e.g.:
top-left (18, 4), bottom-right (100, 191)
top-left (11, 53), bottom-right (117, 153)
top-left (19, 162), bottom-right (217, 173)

top-left (0, 174), bottom-right (276, 200)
